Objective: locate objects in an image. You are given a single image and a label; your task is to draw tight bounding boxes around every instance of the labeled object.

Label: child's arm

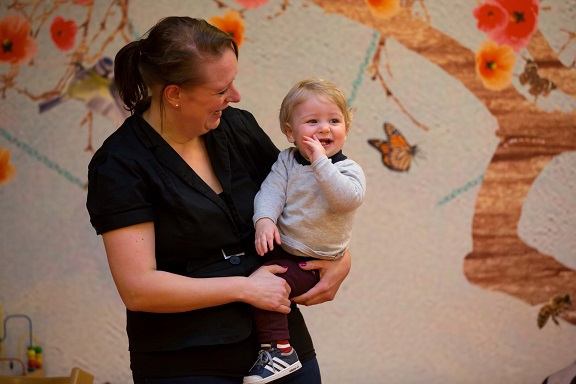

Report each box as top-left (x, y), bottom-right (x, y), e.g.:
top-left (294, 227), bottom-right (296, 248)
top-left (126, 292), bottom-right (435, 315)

top-left (312, 157), bottom-right (366, 212)
top-left (301, 134), bottom-right (365, 212)
top-left (254, 217), bottom-right (281, 256)
top-left (253, 150), bottom-right (290, 254)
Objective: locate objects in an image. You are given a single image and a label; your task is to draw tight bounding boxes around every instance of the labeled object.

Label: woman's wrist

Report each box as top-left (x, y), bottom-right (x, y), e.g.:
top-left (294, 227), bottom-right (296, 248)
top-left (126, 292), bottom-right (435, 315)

top-left (230, 275), bottom-right (252, 304)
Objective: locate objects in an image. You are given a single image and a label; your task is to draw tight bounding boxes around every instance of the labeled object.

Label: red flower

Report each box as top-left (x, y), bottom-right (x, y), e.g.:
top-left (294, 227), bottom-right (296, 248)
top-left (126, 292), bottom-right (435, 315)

top-left (473, 0), bottom-right (539, 51)
top-left (0, 14), bottom-right (38, 65)
top-left (473, 1), bottom-right (507, 33)
top-left (496, 0), bottom-right (539, 50)
top-left (50, 16), bottom-right (78, 51)
top-left (235, 0), bottom-right (269, 9)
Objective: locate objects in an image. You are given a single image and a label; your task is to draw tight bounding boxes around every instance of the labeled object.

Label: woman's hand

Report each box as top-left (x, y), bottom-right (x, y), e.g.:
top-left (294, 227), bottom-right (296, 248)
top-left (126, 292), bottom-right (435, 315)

top-left (246, 264), bottom-right (292, 314)
top-left (103, 222), bottom-right (292, 314)
top-left (291, 250), bottom-right (351, 306)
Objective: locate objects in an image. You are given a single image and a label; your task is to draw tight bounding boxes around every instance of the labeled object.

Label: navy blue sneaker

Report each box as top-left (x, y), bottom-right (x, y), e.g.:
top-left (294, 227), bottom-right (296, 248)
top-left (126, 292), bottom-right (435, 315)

top-left (243, 347), bottom-right (302, 384)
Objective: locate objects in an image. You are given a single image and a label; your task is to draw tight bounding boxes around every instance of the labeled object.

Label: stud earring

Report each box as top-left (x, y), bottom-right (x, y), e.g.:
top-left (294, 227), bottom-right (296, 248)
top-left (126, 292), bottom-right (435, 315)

top-left (175, 104), bottom-right (179, 107)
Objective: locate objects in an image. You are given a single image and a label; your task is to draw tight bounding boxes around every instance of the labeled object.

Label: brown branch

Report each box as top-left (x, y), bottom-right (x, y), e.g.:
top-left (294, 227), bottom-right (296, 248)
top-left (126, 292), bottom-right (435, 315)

top-left (85, 0), bottom-right (130, 63)
top-left (306, 0), bottom-right (576, 325)
top-left (367, 35), bottom-right (430, 131)
top-left (527, 30), bottom-right (576, 96)
top-left (557, 28), bottom-right (576, 58)
top-left (0, 65), bottom-right (19, 99)
top-left (212, 0), bottom-right (227, 8)
top-left (267, 0), bottom-right (291, 20)
top-left (29, 0), bottom-right (67, 39)
top-left (404, 0), bottom-right (430, 23)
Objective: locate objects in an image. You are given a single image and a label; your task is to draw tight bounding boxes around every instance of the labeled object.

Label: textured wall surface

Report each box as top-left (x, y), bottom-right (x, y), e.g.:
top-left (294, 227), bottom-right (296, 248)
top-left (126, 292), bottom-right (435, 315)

top-left (0, 1), bottom-right (575, 383)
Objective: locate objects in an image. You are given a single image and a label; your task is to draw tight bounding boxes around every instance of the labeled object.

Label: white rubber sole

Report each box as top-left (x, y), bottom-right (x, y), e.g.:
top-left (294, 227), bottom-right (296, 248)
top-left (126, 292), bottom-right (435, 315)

top-left (243, 360), bottom-right (303, 384)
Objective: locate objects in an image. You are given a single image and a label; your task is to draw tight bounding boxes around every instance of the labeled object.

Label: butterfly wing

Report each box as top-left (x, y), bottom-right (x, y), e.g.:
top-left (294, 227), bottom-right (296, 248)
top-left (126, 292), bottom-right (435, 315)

top-left (369, 123), bottom-right (418, 172)
top-left (383, 123), bottom-right (416, 172)
top-left (388, 146), bottom-right (414, 172)
top-left (368, 139), bottom-right (393, 170)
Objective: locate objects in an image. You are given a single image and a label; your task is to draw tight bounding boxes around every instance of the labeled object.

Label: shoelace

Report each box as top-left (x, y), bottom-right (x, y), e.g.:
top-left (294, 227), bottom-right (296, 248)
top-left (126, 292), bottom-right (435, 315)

top-left (255, 349), bottom-right (278, 372)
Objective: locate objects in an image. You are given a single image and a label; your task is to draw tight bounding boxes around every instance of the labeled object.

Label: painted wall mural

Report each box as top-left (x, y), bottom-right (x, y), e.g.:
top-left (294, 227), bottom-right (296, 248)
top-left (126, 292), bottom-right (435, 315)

top-left (309, 0), bottom-right (576, 324)
top-left (0, 1), bottom-right (575, 383)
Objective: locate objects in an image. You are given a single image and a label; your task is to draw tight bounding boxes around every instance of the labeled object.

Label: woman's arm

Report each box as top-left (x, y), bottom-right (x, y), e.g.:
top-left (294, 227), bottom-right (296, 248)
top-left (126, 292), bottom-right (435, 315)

top-left (290, 250), bottom-right (351, 306)
top-left (102, 222), bottom-right (292, 314)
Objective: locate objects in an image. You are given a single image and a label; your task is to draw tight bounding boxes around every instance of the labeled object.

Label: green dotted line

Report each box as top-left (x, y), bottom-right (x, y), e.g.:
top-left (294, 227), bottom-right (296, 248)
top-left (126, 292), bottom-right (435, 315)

top-left (348, 30), bottom-right (380, 106)
top-left (0, 128), bottom-right (87, 189)
top-left (437, 174), bottom-right (485, 206)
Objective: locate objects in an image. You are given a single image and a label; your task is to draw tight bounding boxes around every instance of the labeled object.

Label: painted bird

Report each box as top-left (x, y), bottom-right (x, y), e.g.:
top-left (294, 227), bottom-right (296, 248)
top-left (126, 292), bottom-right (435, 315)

top-left (38, 57), bottom-right (128, 126)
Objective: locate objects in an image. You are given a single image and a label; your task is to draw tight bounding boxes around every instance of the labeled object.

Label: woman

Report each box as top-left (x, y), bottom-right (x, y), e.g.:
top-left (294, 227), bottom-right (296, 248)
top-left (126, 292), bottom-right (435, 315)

top-left (86, 16), bottom-right (351, 383)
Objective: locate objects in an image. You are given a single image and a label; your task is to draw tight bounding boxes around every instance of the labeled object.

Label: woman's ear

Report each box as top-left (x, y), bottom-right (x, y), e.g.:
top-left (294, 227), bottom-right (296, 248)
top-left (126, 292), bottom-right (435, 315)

top-left (164, 85), bottom-right (181, 108)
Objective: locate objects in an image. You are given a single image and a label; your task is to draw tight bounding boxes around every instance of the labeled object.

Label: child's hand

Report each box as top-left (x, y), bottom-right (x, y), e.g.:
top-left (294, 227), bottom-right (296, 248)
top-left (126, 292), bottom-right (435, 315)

top-left (255, 218), bottom-right (281, 256)
top-left (301, 135), bottom-right (326, 163)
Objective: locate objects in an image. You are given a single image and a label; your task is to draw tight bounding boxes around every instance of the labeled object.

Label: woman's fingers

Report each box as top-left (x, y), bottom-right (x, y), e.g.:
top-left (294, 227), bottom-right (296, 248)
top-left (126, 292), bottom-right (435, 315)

top-left (248, 265), bottom-right (291, 313)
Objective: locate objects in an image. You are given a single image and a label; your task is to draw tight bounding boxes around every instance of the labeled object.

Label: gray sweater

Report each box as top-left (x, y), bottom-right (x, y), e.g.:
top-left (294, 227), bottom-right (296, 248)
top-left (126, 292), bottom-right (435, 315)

top-left (253, 147), bottom-right (366, 260)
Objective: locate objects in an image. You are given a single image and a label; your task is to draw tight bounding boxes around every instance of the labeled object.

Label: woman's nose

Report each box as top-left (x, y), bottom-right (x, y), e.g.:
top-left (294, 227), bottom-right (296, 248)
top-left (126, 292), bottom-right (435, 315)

top-left (227, 84), bottom-right (241, 103)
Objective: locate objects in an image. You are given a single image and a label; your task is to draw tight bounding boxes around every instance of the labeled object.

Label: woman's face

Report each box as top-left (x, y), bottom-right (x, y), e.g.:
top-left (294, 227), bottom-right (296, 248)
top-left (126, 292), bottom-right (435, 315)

top-left (179, 49), bottom-right (241, 135)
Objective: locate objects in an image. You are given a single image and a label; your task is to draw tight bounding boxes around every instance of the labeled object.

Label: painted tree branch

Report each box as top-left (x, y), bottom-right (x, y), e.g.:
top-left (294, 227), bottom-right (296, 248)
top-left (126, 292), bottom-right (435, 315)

top-left (308, 0), bottom-right (576, 325)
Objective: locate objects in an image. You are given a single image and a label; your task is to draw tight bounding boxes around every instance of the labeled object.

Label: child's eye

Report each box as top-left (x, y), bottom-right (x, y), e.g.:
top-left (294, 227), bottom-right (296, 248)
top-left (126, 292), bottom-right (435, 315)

top-left (330, 119), bottom-right (340, 124)
top-left (307, 119), bottom-right (317, 124)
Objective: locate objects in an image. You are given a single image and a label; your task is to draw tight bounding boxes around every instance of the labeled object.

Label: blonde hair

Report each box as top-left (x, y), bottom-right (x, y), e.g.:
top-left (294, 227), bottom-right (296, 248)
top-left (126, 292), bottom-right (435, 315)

top-left (279, 78), bottom-right (355, 135)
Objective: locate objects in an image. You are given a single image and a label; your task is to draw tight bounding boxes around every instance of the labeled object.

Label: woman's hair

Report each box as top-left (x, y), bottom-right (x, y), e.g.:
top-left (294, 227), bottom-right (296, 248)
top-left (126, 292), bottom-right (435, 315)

top-left (278, 78), bottom-right (355, 135)
top-left (114, 16), bottom-right (238, 114)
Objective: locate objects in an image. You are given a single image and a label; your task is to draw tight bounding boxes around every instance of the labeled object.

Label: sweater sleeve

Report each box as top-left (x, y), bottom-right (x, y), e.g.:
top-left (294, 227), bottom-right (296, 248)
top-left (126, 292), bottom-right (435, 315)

top-left (311, 156), bottom-right (366, 213)
top-left (253, 149), bottom-right (290, 224)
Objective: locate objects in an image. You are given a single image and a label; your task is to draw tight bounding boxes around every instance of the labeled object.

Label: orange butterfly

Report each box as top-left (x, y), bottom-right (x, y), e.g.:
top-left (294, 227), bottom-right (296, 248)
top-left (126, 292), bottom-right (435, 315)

top-left (368, 122), bottom-right (419, 172)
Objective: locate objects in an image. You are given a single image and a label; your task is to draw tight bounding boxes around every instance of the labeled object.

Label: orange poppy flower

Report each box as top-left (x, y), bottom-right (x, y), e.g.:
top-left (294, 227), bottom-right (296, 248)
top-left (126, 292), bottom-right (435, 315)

top-left (50, 16), bottom-right (78, 51)
top-left (475, 40), bottom-right (516, 91)
top-left (0, 145), bottom-right (16, 185)
top-left (209, 9), bottom-right (245, 47)
top-left (0, 14), bottom-right (38, 65)
top-left (366, 0), bottom-right (401, 19)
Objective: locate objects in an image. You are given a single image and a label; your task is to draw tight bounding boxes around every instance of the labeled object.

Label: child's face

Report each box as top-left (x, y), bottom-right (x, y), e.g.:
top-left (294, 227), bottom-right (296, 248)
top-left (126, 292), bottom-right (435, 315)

top-left (285, 95), bottom-right (348, 158)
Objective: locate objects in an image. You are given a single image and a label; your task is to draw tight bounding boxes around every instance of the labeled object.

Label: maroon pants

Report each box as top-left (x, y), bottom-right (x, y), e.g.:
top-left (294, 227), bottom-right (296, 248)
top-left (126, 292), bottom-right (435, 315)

top-left (252, 247), bottom-right (319, 343)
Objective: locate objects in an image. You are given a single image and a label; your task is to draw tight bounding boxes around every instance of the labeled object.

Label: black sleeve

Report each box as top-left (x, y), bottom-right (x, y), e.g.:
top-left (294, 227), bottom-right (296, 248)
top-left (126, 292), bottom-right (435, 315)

top-left (86, 150), bottom-right (155, 234)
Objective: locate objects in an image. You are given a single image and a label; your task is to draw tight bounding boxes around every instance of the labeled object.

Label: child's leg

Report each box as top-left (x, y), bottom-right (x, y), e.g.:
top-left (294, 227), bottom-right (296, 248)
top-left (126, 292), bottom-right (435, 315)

top-left (244, 256), bottom-right (319, 383)
top-left (278, 258), bottom-right (319, 299)
top-left (253, 257), bottom-right (319, 343)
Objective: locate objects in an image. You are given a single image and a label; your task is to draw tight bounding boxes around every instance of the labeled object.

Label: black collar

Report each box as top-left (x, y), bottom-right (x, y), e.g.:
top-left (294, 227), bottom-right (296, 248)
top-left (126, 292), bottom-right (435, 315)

top-left (294, 149), bottom-right (347, 166)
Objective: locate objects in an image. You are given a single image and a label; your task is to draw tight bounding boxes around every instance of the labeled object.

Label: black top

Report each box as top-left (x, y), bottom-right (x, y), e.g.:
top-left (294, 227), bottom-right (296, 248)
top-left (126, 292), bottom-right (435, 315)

top-left (86, 107), bottom-right (315, 377)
